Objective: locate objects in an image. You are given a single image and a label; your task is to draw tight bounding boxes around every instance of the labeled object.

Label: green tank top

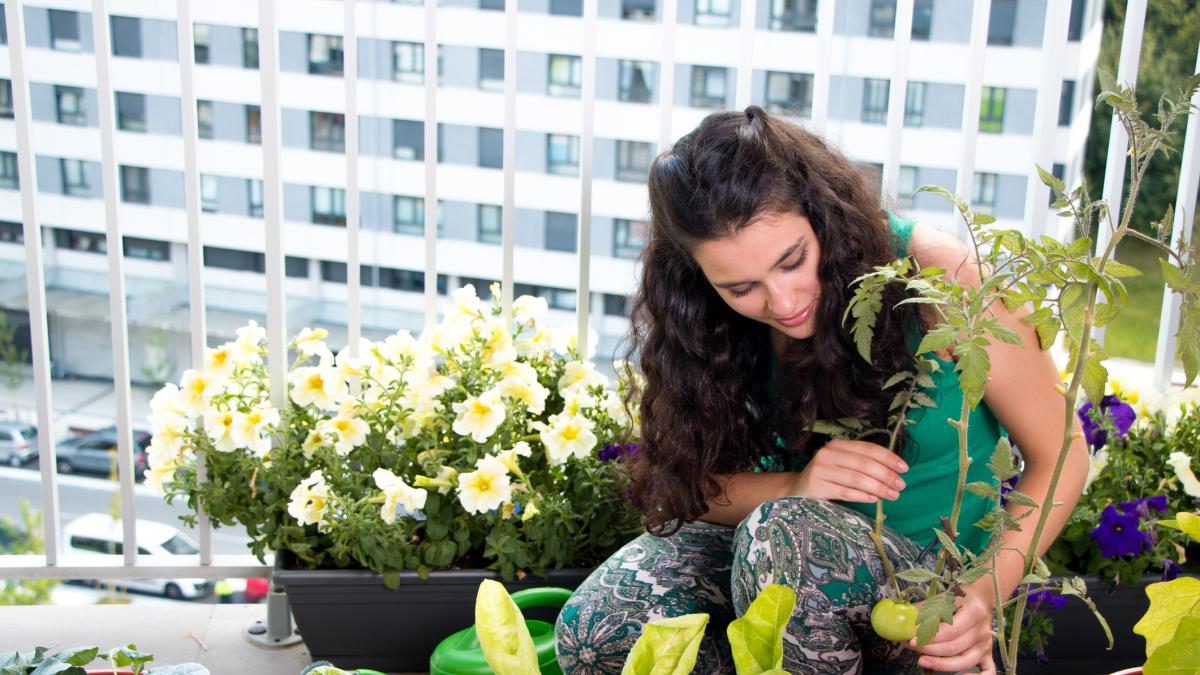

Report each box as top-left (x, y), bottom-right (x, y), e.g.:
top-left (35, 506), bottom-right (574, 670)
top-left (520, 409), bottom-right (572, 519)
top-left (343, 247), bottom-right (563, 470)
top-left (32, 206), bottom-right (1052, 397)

top-left (767, 212), bottom-right (1002, 555)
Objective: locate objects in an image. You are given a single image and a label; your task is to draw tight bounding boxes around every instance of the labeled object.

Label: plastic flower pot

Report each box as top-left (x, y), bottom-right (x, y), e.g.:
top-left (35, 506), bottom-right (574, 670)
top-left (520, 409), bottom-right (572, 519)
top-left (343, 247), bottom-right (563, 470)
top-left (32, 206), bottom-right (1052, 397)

top-left (429, 586), bottom-right (573, 675)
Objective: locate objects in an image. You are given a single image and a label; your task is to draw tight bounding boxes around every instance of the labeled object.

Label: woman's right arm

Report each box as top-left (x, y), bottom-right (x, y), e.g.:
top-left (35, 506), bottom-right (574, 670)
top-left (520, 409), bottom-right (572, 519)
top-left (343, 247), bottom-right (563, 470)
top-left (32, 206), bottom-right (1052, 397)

top-left (700, 439), bottom-right (910, 526)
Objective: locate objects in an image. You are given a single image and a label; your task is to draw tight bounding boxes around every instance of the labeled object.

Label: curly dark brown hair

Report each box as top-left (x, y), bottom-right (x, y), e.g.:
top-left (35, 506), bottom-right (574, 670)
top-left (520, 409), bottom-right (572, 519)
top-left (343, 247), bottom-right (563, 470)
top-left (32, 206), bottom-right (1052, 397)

top-left (627, 106), bottom-right (922, 536)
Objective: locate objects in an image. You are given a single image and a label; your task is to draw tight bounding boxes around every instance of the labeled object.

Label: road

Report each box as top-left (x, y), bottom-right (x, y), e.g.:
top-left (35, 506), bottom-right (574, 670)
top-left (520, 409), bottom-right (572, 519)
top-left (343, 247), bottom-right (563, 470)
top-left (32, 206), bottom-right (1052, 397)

top-left (0, 466), bottom-right (253, 555)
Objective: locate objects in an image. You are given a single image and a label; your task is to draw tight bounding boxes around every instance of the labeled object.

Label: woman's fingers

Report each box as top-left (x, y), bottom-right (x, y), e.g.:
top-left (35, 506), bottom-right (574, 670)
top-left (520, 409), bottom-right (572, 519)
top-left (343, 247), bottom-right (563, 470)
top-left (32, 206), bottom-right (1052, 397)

top-left (829, 438), bottom-right (910, 473)
top-left (826, 467), bottom-right (901, 501)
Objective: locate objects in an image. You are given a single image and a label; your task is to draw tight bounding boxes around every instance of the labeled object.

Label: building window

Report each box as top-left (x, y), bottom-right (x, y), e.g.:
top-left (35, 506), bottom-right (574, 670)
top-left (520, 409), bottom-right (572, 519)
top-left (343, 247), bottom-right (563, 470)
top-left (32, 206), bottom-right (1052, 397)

top-left (694, 0), bottom-right (731, 27)
top-left (868, 0), bottom-right (895, 38)
top-left (110, 16), bottom-right (142, 58)
top-left (308, 34), bottom-right (344, 76)
top-left (619, 61), bottom-right (654, 103)
top-left (116, 92), bottom-right (146, 132)
top-left (911, 0), bottom-right (933, 40)
top-left (312, 187), bottom-right (346, 226)
top-left (479, 127), bottom-right (503, 169)
top-left (285, 256), bottom-right (309, 278)
top-left (197, 100), bottom-right (214, 139)
top-left (1068, 0), bottom-right (1085, 41)
top-left (616, 140), bottom-right (652, 182)
top-left (1, 79), bottom-right (14, 119)
top-left (479, 48), bottom-right (504, 91)
top-left (243, 28), bottom-right (260, 69)
top-left (548, 55), bottom-right (582, 98)
top-left (550, 0), bottom-right (583, 16)
top-left (320, 260), bottom-right (347, 283)
top-left (979, 86), bottom-right (1006, 133)
top-left (547, 134), bottom-right (580, 176)
top-left (0, 222), bottom-right (25, 244)
top-left (988, 0), bottom-right (1016, 46)
top-left (973, 172), bottom-right (997, 211)
top-left (862, 78), bottom-right (889, 124)
top-left (205, 246), bottom-right (265, 273)
top-left (545, 212), bottom-right (578, 252)
top-left (393, 41), bottom-right (424, 84)
top-left (200, 174), bottom-right (219, 212)
top-left (904, 81), bottom-right (925, 127)
top-left (193, 24), bottom-right (210, 64)
top-left (770, 0), bottom-right (816, 32)
top-left (311, 112), bottom-right (346, 152)
top-left (604, 294), bottom-right (631, 317)
top-left (120, 166), bottom-right (150, 204)
top-left (49, 10), bottom-right (81, 52)
top-left (248, 179), bottom-right (263, 217)
top-left (246, 105), bottom-right (262, 144)
top-left (55, 228), bottom-right (106, 254)
top-left (55, 86), bottom-right (86, 126)
top-left (765, 71), bottom-right (813, 118)
top-left (1059, 80), bottom-right (1075, 127)
top-left (480, 0), bottom-right (505, 11)
top-left (690, 66), bottom-right (727, 109)
top-left (898, 165), bottom-right (917, 209)
top-left (394, 196), bottom-right (424, 235)
top-left (0, 152), bottom-right (16, 190)
top-left (124, 236), bottom-right (169, 261)
top-left (479, 204), bottom-right (502, 244)
top-left (0, 11), bottom-right (7, 44)
top-left (393, 120), bottom-right (425, 160)
top-left (60, 159), bottom-right (90, 197)
top-left (613, 218), bottom-right (646, 259)
top-left (622, 0), bottom-right (655, 20)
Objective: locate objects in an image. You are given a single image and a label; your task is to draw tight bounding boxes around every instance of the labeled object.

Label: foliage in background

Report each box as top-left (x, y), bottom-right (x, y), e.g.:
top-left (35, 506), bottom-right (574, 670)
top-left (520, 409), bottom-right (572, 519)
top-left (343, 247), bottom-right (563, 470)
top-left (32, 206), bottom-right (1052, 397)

top-left (0, 311), bottom-right (28, 392)
top-left (0, 644), bottom-right (207, 675)
top-left (0, 499), bottom-right (57, 605)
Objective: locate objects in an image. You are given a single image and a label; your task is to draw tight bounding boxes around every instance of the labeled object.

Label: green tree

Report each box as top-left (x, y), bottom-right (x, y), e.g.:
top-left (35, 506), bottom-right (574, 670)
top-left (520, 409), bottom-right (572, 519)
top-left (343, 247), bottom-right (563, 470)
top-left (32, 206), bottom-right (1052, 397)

top-left (1084, 0), bottom-right (1200, 236)
top-left (0, 500), bottom-right (59, 605)
top-left (0, 311), bottom-right (28, 392)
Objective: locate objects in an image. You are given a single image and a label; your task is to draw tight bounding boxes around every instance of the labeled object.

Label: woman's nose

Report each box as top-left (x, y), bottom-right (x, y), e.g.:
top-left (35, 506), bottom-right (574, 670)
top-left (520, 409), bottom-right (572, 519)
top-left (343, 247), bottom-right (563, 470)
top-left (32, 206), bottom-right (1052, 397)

top-left (765, 283), bottom-right (797, 316)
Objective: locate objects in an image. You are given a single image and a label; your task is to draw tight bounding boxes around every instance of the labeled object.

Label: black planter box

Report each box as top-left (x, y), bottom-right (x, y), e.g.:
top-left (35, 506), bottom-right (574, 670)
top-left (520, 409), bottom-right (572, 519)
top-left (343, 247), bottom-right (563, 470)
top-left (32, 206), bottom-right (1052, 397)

top-left (274, 562), bottom-right (593, 672)
top-left (1013, 576), bottom-right (1155, 674)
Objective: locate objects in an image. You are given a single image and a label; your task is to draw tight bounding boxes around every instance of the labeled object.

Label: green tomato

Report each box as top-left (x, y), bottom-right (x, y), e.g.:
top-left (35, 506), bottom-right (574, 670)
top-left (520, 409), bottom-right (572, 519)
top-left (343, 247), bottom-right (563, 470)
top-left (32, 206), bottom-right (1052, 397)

top-left (871, 598), bottom-right (918, 642)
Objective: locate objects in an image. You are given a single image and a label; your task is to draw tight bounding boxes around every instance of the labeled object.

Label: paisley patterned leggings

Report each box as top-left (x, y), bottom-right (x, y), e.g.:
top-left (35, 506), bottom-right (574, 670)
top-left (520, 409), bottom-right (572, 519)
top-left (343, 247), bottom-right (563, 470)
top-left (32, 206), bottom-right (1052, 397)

top-left (554, 497), bottom-right (931, 674)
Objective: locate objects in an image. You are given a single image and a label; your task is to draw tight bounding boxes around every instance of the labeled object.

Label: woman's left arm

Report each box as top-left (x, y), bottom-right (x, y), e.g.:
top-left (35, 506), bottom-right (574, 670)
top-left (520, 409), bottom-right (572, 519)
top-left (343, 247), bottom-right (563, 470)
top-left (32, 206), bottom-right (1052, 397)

top-left (905, 224), bottom-right (1091, 673)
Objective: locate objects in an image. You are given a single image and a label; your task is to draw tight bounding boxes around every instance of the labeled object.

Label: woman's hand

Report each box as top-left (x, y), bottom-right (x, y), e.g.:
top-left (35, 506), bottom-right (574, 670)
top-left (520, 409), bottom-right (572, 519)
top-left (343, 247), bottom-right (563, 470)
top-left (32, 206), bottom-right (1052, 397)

top-left (907, 582), bottom-right (997, 674)
top-left (790, 439), bottom-right (909, 502)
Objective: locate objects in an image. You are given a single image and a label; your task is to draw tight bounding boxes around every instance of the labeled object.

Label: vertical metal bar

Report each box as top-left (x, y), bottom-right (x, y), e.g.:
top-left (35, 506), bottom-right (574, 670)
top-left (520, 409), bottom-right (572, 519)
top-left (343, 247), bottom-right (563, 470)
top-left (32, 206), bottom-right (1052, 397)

top-left (1093, 0), bottom-right (1146, 346)
top-left (345, 0), bottom-right (361, 354)
top-left (501, 0), bottom-right (518, 321)
top-left (881, 0), bottom-right (913, 201)
top-left (955, 0), bottom-right (990, 239)
top-left (258, 0), bottom-right (287, 411)
top-left (4, 0), bottom-right (62, 565)
top-left (1024, 0), bottom-right (1070, 239)
top-left (577, 0), bottom-right (597, 352)
top-left (733, 0), bottom-right (756, 110)
top-left (423, 0), bottom-right (438, 326)
top-left (657, 0), bottom-right (678, 152)
top-left (175, 0), bottom-right (212, 566)
top-left (89, 0), bottom-right (139, 566)
top-left (1152, 41), bottom-right (1200, 391)
top-left (810, 0), bottom-right (836, 134)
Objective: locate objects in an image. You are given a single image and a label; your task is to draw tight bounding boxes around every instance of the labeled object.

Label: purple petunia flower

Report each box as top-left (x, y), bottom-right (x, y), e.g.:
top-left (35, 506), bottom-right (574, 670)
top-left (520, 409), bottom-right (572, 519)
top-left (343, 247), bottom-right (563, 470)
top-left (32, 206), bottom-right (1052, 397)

top-left (1118, 495), bottom-right (1169, 519)
top-left (1078, 396), bottom-right (1136, 449)
top-left (999, 474), bottom-right (1019, 506)
top-left (1027, 589), bottom-right (1068, 609)
top-left (1090, 504), bottom-right (1151, 558)
top-left (1162, 558), bottom-right (1184, 582)
top-left (598, 443), bottom-right (638, 463)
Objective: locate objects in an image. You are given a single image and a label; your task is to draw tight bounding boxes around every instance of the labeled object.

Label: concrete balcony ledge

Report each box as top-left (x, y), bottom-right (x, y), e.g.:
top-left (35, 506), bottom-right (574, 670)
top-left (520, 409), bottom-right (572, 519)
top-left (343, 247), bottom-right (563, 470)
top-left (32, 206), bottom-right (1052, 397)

top-left (0, 603), bottom-right (314, 675)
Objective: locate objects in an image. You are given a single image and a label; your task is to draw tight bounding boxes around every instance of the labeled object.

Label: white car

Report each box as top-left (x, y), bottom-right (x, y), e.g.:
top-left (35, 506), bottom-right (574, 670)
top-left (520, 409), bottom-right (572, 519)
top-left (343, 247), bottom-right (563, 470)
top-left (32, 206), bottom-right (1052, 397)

top-left (63, 513), bottom-right (213, 600)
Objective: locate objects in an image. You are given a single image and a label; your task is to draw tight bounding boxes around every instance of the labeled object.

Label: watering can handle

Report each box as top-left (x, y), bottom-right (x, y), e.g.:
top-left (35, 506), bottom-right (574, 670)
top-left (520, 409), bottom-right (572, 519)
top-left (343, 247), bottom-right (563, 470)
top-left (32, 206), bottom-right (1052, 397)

top-left (510, 586), bottom-right (574, 611)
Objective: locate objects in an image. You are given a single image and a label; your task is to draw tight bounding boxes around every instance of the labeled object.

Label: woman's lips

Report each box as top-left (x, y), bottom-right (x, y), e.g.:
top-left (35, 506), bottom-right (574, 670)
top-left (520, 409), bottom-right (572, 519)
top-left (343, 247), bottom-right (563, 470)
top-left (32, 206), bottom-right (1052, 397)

top-left (776, 302), bottom-right (815, 327)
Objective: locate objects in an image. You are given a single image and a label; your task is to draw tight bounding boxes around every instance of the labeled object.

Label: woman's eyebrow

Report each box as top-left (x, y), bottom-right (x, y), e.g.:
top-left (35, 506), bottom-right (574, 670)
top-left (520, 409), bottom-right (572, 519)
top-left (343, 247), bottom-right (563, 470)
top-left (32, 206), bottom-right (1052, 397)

top-left (713, 237), bottom-right (807, 289)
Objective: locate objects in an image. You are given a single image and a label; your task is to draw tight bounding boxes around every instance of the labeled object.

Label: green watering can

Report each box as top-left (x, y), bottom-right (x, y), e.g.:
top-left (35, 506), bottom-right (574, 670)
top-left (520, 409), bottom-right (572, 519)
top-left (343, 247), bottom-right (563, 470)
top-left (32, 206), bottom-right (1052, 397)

top-left (429, 586), bottom-right (573, 675)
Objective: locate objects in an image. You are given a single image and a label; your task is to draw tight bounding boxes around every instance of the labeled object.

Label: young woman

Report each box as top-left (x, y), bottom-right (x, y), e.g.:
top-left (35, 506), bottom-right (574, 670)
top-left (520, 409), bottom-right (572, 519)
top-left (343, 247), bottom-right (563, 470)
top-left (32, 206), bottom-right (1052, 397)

top-left (555, 107), bottom-right (1090, 674)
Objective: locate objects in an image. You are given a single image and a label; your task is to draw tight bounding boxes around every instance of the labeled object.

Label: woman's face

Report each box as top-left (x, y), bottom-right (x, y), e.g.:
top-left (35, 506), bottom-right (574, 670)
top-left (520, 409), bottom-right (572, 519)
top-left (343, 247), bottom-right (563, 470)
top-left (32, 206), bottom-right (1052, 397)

top-left (692, 211), bottom-right (822, 340)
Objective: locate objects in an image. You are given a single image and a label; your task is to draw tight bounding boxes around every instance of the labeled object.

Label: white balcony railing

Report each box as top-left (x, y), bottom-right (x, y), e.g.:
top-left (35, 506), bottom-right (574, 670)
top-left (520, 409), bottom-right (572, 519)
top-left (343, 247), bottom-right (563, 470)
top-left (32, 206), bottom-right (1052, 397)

top-left (0, 0), bottom-right (1197, 634)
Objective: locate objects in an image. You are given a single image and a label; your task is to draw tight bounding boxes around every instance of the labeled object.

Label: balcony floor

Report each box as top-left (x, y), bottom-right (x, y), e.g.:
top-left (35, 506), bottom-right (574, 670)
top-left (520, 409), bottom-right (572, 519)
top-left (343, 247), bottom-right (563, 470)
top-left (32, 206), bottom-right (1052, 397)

top-left (1, 603), bottom-right (315, 674)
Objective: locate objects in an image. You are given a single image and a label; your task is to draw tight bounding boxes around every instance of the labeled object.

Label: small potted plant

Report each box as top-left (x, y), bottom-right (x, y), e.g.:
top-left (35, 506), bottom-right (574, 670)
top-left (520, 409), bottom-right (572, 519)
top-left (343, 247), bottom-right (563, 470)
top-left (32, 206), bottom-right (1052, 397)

top-left (0, 644), bottom-right (208, 674)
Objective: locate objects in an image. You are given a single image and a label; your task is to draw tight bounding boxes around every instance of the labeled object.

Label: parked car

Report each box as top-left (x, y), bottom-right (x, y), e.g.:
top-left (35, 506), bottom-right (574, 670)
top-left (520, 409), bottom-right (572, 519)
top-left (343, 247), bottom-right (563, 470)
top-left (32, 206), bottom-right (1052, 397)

top-left (63, 513), bottom-right (213, 600)
top-left (54, 426), bottom-right (150, 479)
top-left (0, 421), bottom-right (38, 467)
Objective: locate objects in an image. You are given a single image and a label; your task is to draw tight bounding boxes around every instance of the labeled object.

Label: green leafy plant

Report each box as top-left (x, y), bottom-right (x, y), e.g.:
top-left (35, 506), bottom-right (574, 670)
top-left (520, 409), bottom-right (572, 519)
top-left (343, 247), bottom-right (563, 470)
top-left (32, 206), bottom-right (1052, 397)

top-left (473, 581), bottom-right (795, 675)
top-left (0, 645), bottom-right (207, 675)
top-left (837, 71), bottom-right (1200, 674)
top-left (0, 500), bottom-right (58, 605)
top-left (1133, 511), bottom-right (1200, 673)
top-left (149, 284), bottom-right (642, 584)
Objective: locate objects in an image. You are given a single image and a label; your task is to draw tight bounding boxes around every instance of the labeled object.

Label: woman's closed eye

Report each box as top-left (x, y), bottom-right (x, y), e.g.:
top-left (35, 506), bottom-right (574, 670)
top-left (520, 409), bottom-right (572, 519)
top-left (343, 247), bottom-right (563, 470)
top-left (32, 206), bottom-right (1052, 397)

top-left (729, 252), bottom-right (807, 299)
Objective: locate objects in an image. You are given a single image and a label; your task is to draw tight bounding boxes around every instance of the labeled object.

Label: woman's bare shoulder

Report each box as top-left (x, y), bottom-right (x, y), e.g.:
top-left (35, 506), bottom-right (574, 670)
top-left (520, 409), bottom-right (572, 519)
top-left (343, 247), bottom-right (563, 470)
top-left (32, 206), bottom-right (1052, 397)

top-left (908, 222), bottom-right (975, 281)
